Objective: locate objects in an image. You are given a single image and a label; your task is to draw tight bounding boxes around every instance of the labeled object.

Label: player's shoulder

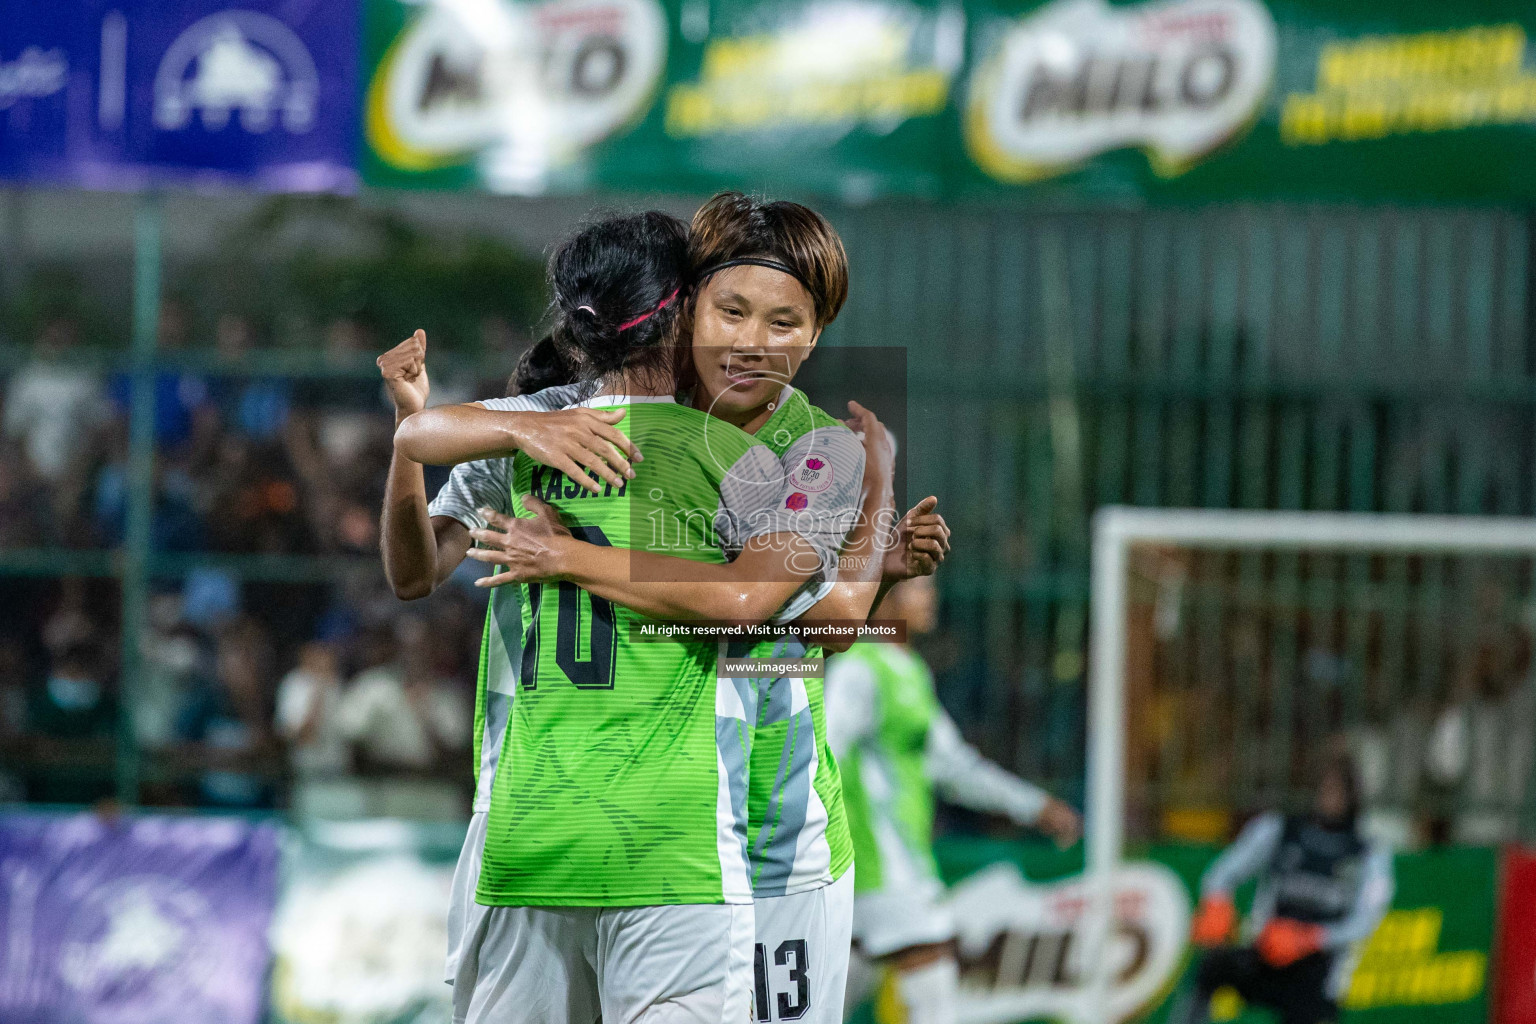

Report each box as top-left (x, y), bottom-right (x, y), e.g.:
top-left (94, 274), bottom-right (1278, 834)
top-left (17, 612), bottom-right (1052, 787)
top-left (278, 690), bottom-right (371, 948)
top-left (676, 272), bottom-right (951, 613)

top-left (476, 382), bottom-right (584, 413)
top-left (619, 399), bottom-right (768, 462)
top-left (779, 417), bottom-right (861, 474)
top-left (772, 386), bottom-right (843, 431)
top-left (800, 394), bottom-right (847, 432)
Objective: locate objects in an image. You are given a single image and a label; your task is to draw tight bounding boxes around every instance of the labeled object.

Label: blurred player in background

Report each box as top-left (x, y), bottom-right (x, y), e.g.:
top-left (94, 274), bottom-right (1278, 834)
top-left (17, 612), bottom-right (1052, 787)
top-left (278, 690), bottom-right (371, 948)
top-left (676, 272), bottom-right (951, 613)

top-left (1175, 754), bottom-right (1395, 1024)
top-left (826, 575), bottom-right (1081, 1024)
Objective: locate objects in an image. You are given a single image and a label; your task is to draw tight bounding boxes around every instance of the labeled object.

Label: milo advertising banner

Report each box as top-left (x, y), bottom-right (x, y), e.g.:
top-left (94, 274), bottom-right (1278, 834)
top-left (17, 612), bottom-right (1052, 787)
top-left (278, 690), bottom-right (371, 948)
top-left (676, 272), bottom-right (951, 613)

top-left (360, 0), bottom-right (670, 194)
top-left (960, 0), bottom-right (1279, 195)
top-left (359, 0), bottom-right (1536, 202)
top-left (957, 0), bottom-right (1536, 200)
top-left (877, 839), bottom-right (1497, 1024)
top-left (360, 0), bottom-right (960, 198)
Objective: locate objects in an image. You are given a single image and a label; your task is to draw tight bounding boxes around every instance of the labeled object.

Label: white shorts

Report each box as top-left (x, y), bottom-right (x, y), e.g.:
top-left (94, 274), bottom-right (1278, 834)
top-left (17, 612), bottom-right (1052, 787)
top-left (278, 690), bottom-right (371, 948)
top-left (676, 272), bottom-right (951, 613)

top-left (850, 881), bottom-right (955, 960)
top-left (752, 869), bottom-right (854, 1024)
top-left (444, 810), bottom-right (490, 985)
top-left (447, 814), bottom-right (755, 1024)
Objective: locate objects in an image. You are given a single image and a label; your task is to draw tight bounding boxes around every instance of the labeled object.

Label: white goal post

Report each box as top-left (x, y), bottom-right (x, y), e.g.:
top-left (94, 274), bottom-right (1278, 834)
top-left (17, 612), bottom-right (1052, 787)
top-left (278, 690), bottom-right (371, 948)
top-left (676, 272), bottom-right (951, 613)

top-left (1084, 506), bottom-right (1536, 1023)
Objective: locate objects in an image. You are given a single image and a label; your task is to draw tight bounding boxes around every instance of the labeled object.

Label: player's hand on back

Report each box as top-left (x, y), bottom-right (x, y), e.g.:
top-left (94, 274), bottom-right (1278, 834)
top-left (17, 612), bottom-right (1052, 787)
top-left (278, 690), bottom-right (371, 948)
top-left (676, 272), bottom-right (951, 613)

top-left (883, 496), bottom-right (951, 580)
top-left (378, 329), bottom-right (431, 418)
top-left (845, 400), bottom-right (894, 487)
top-left (504, 408), bottom-right (642, 494)
top-left (465, 499), bottom-right (573, 587)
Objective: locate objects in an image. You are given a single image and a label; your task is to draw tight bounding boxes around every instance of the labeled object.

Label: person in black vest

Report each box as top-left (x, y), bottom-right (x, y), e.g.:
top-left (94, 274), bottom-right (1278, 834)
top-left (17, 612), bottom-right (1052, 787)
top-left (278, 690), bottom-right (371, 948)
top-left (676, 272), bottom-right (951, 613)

top-left (1173, 755), bottom-right (1394, 1024)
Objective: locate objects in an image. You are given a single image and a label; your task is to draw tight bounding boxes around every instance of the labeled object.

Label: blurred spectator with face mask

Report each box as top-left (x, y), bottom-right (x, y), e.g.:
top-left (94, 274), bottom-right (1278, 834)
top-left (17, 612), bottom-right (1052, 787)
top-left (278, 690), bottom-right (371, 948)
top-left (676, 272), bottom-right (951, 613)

top-left (29, 639), bottom-right (112, 739)
top-left (176, 617), bottom-right (278, 808)
top-left (25, 636), bottom-right (116, 805)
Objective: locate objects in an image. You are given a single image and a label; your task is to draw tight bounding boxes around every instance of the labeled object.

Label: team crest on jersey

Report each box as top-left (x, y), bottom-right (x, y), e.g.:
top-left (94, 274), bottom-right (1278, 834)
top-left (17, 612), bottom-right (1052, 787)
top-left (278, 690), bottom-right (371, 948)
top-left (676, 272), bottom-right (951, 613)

top-left (785, 492), bottom-right (809, 511)
top-left (789, 454), bottom-right (832, 493)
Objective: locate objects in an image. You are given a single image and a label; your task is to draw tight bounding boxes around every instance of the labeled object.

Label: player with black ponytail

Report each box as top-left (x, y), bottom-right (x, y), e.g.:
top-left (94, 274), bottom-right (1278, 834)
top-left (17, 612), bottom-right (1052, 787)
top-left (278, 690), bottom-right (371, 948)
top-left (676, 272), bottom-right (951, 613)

top-left (545, 208), bottom-right (690, 394)
top-left (390, 210), bottom-right (832, 1024)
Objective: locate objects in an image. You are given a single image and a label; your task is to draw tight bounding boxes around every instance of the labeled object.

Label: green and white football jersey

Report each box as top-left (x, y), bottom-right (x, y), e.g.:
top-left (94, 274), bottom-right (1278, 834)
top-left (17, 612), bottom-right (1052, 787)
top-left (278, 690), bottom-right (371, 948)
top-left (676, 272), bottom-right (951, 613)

top-left (826, 641), bottom-right (1051, 897)
top-left (825, 642), bottom-right (941, 895)
top-left (735, 386), bottom-right (863, 897)
top-left (476, 395), bottom-right (784, 907)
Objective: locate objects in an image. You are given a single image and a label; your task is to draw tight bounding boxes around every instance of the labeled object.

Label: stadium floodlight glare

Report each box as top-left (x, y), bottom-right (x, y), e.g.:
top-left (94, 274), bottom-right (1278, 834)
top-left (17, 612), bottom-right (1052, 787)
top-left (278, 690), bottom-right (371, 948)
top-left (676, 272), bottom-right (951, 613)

top-left (1084, 506), bottom-right (1536, 1023)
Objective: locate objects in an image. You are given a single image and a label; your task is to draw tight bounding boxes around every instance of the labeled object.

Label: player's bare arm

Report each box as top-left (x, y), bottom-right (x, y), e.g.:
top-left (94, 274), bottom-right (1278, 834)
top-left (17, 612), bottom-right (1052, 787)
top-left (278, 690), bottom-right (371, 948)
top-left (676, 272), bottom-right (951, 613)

top-left (377, 329), bottom-right (473, 599)
top-left (395, 403), bottom-right (638, 492)
top-left (466, 502), bottom-right (821, 624)
top-left (388, 330), bottom-right (640, 494)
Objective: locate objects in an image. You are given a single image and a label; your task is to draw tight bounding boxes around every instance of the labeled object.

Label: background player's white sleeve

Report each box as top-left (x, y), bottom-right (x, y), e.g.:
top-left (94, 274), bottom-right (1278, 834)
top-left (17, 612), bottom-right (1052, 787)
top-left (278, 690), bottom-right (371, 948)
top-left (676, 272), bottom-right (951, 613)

top-left (1321, 843), bottom-right (1395, 949)
top-left (1200, 812), bottom-right (1284, 897)
top-left (824, 656), bottom-right (879, 759)
top-left (924, 710), bottom-right (1049, 825)
top-left (425, 384), bottom-right (584, 530)
top-left (426, 457), bottom-right (510, 531)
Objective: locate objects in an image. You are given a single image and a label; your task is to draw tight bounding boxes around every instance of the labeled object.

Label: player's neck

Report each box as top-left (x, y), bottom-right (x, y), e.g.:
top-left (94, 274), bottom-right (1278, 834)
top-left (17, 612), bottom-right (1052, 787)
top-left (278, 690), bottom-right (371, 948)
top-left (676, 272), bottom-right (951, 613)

top-left (698, 392), bottom-right (775, 434)
top-left (596, 370), bottom-right (674, 399)
top-left (735, 403), bottom-right (776, 435)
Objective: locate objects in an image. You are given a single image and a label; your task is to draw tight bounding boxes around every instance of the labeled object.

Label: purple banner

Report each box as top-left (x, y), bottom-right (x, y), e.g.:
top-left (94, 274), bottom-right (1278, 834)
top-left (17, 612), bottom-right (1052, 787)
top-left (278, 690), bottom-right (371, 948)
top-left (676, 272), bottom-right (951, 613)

top-left (0, 0), bottom-right (358, 191)
top-left (0, 812), bottom-right (280, 1024)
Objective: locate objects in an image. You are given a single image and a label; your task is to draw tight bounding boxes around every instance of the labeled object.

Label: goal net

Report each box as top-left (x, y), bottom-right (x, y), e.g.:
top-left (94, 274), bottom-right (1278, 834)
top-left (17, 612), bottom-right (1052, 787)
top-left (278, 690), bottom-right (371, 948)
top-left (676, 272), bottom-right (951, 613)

top-left (1081, 507), bottom-right (1536, 1019)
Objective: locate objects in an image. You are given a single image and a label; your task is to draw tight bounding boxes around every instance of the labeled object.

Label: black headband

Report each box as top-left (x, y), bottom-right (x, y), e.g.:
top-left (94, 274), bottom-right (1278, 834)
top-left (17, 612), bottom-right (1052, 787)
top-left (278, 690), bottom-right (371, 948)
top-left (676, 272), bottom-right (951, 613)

top-left (695, 257), bottom-right (816, 305)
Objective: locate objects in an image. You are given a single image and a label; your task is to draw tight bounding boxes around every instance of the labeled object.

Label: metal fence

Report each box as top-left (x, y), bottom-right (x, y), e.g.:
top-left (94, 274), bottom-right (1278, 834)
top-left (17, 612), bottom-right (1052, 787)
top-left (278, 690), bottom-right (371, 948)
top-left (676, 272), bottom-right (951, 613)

top-left (831, 204), bottom-right (1536, 833)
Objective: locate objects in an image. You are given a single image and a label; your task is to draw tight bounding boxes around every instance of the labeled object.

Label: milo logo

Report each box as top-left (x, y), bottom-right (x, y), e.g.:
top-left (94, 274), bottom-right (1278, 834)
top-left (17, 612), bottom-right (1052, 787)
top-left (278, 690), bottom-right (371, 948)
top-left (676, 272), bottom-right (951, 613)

top-left (966, 0), bottom-right (1276, 183)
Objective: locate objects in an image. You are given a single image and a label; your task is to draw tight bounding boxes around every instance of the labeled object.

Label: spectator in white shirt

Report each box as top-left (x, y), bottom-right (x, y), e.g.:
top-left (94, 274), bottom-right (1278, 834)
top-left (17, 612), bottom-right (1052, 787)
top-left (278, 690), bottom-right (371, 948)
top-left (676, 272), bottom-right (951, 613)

top-left (334, 618), bottom-right (469, 819)
top-left (3, 315), bottom-right (105, 484)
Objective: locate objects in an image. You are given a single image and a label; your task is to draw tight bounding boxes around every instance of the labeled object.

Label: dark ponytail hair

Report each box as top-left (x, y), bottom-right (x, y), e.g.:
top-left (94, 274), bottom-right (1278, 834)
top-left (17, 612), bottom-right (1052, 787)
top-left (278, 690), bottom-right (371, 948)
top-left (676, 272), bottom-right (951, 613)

top-left (549, 211), bottom-right (690, 391)
top-left (507, 334), bottom-right (575, 397)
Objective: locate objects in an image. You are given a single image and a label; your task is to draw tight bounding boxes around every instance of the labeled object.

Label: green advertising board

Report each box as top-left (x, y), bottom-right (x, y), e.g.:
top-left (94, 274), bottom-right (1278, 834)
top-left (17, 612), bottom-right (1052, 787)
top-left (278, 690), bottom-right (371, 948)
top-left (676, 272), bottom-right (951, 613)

top-left (359, 0), bottom-right (1536, 202)
top-left (881, 838), bottom-right (1497, 1024)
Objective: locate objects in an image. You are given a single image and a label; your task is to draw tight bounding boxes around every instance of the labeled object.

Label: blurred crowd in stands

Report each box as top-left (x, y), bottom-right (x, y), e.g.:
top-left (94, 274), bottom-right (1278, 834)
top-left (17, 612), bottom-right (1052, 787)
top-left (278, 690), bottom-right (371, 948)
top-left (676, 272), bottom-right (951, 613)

top-left (0, 301), bottom-right (520, 818)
